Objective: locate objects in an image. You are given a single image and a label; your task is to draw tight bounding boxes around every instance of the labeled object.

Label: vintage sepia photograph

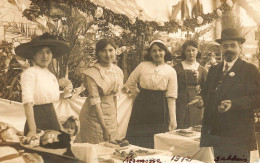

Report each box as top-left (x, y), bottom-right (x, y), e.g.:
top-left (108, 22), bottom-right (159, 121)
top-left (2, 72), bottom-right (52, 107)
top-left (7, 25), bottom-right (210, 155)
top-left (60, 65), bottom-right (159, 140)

top-left (1, 0), bottom-right (260, 162)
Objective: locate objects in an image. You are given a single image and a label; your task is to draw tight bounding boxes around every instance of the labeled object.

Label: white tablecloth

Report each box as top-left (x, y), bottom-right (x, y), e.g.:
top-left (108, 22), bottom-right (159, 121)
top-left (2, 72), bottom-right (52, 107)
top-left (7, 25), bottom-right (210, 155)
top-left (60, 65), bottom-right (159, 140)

top-left (72, 143), bottom-right (203, 163)
top-left (154, 131), bottom-right (259, 163)
top-left (0, 92), bottom-right (134, 138)
top-left (0, 98), bottom-right (25, 131)
top-left (71, 143), bottom-right (99, 163)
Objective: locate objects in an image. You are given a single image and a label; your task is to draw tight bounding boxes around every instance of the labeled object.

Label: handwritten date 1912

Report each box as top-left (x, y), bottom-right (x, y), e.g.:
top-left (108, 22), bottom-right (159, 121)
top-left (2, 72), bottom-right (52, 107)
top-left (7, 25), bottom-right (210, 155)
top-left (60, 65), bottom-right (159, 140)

top-left (171, 156), bottom-right (192, 162)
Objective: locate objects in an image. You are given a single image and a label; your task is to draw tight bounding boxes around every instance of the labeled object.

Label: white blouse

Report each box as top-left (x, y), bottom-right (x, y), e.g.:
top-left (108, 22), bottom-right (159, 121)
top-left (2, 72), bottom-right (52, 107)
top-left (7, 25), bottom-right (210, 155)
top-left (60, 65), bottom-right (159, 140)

top-left (126, 61), bottom-right (177, 98)
top-left (181, 61), bottom-right (200, 71)
top-left (20, 65), bottom-right (60, 105)
top-left (83, 63), bottom-right (124, 106)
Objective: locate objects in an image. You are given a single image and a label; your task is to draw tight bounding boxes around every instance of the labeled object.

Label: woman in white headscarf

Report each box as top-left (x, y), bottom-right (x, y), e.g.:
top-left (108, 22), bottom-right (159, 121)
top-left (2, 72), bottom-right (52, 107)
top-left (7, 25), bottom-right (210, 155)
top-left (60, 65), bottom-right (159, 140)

top-left (125, 40), bottom-right (177, 148)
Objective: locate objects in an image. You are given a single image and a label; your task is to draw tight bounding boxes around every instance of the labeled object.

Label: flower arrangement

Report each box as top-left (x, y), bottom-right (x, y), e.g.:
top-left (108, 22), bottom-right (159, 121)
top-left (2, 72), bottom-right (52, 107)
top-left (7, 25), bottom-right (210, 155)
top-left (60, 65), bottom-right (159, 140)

top-left (95, 7), bottom-right (103, 19)
top-left (216, 9), bottom-right (223, 17)
top-left (23, 0), bottom-right (232, 34)
top-left (196, 16), bottom-right (204, 25)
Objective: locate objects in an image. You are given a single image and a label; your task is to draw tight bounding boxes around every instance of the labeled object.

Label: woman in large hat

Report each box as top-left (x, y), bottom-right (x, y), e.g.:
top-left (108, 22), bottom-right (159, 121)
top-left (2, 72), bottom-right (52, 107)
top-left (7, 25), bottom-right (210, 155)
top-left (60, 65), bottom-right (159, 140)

top-left (15, 33), bottom-right (70, 137)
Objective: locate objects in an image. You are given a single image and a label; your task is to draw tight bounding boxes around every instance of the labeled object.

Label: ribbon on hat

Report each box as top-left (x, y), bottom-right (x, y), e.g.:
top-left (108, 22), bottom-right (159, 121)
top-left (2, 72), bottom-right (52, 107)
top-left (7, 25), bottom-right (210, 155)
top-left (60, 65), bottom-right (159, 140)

top-left (149, 39), bottom-right (166, 48)
top-left (35, 32), bottom-right (67, 41)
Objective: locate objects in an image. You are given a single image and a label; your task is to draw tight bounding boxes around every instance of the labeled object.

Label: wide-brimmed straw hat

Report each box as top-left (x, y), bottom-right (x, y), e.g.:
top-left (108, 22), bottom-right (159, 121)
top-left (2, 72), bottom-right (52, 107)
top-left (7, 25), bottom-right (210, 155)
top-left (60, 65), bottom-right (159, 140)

top-left (15, 33), bottom-right (70, 59)
top-left (215, 28), bottom-right (245, 44)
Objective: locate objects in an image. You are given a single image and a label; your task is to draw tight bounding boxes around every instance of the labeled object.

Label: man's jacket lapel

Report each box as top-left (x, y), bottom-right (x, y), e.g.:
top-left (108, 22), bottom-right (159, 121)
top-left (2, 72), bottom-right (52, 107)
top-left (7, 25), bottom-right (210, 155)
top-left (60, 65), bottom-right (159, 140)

top-left (218, 58), bottom-right (243, 101)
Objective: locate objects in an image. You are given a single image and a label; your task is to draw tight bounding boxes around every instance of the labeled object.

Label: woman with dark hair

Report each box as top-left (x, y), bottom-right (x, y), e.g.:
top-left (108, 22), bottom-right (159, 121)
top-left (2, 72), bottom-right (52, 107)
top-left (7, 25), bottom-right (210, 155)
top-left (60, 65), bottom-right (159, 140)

top-left (173, 40), bottom-right (207, 129)
top-left (76, 38), bottom-right (123, 144)
top-left (125, 40), bottom-right (177, 148)
top-left (16, 33), bottom-right (70, 137)
top-left (144, 41), bottom-right (173, 62)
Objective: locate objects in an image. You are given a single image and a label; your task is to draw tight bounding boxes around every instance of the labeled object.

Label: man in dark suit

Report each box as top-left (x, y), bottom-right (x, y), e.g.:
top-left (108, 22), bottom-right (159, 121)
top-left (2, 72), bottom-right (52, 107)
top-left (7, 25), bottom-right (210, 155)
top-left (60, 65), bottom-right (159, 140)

top-left (195, 28), bottom-right (260, 162)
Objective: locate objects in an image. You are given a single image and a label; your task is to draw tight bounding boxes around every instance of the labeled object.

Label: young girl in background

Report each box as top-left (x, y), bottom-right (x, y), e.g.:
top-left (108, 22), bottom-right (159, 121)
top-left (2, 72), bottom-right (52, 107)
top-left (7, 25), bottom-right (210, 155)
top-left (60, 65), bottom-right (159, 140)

top-left (62, 116), bottom-right (79, 143)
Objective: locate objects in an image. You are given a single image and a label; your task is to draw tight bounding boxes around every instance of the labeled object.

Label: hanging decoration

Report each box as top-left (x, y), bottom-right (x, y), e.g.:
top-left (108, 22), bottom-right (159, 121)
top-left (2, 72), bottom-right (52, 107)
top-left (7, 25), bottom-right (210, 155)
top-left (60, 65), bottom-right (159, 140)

top-left (196, 16), bottom-right (204, 25)
top-left (226, 0), bottom-right (234, 7)
top-left (95, 7), bottom-right (103, 19)
top-left (191, 0), bottom-right (204, 18)
top-left (23, 0), bottom-right (232, 34)
top-left (216, 9), bottom-right (223, 17)
top-left (192, 22), bottom-right (216, 40)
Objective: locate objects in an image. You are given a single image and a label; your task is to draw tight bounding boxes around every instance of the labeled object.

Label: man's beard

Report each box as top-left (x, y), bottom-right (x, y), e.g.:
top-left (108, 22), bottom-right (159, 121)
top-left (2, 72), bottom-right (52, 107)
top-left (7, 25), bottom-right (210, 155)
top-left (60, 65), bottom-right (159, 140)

top-left (223, 50), bottom-right (237, 62)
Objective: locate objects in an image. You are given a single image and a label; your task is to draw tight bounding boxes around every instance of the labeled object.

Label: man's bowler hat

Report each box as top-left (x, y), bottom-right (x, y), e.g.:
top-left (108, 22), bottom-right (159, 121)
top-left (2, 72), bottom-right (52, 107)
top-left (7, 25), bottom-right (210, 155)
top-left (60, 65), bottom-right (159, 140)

top-left (215, 28), bottom-right (245, 44)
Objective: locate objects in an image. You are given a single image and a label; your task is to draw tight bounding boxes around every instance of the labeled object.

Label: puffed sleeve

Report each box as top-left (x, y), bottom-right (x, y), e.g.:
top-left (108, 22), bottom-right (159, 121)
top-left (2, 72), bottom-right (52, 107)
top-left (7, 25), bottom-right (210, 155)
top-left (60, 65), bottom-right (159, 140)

top-left (165, 68), bottom-right (178, 98)
top-left (83, 75), bottom-right (101, 106)
top-left (125, 62), bottom-right (144, 95)
top-left (20, 68), bottom-right (36, 104)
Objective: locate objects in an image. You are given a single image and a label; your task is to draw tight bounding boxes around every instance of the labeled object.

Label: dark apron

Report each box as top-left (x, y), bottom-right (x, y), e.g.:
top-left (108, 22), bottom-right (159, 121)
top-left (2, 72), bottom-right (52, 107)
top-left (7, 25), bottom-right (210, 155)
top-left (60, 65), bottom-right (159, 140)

top-left (24, 103), bottom-right (60, 135)
top-left (126, 88), bottom-right (169, 148)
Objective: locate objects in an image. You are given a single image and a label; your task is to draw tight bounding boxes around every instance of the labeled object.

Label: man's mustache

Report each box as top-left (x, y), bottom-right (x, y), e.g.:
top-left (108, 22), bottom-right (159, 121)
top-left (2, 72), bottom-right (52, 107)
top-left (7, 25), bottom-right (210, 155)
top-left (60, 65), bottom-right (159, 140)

top-left (224, 50), bottom-right (236, 56)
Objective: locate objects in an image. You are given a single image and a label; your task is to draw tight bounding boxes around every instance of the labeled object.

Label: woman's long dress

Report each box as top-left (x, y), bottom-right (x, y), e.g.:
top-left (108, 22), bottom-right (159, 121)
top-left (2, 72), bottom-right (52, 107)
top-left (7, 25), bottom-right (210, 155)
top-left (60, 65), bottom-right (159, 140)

top-left (174, 61), bottom-right (207, 129)
top-left (125, 62), bottom-right (177, 148)
top-left (20, 65), bottom-right (61, 135)
top-left (76, 63), bottom-right (123, 144)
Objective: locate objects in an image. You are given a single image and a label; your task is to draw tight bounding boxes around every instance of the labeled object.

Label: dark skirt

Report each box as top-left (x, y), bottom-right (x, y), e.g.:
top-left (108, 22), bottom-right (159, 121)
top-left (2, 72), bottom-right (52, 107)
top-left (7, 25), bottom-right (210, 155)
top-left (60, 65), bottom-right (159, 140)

top-left (126, 88), bottom-right (169, 148)
top-left (24, 103), bottom-right (61, 135)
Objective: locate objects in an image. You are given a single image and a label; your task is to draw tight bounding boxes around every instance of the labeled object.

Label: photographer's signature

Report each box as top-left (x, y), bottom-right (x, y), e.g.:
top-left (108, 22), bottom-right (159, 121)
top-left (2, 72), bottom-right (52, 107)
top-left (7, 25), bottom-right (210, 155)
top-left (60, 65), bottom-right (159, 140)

top-left (214, 155), bottom-right (247, 162)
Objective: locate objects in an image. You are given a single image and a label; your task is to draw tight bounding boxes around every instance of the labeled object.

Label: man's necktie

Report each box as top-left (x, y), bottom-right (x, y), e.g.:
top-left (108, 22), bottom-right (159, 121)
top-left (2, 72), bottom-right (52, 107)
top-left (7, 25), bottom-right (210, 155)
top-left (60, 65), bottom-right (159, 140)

top-left (223, 64), bottom-right (229, 76)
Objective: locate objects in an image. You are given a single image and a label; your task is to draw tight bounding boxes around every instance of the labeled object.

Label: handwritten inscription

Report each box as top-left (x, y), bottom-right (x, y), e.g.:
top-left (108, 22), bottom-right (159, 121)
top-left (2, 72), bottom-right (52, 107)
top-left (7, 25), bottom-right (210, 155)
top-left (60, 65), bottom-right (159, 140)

top-left (122, 156), bottom-right (193, 163)
top-left (123, 156), bottom-right (162, 163)
top-left (214, 155), bottom-right (247, 162)
top-left (171, 156), bottom-right (192, 162)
